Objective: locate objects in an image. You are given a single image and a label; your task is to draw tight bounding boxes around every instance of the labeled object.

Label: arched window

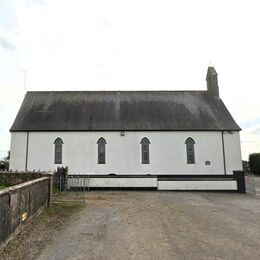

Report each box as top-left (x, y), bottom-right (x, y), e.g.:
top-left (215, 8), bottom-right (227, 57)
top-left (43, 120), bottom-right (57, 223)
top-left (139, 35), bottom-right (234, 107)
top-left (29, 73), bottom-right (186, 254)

top-left (141, 138), bottom-right (150, 164)
top-left (97, 138), bottom-right (106, 164)
top-left (185, 138), bottom-right (195, 164)
top-left (54, 138), bottom-right (63, 164)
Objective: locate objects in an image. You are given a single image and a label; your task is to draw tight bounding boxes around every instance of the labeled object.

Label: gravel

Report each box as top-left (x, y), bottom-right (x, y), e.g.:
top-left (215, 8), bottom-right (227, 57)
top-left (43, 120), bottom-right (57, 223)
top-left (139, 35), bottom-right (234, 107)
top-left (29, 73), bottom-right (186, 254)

top-left (39, 181), bottom-right (260, 260)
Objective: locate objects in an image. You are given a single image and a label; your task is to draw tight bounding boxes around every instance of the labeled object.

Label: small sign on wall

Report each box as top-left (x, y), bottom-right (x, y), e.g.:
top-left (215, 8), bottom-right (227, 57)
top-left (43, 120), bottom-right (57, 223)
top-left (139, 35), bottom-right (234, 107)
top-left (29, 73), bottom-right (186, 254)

top-left (205, 161), bottom-right (211, 165)
top-left (9, 193), bottom-right (18, 207)
top-left (22, 212), bottom-right (28, 222)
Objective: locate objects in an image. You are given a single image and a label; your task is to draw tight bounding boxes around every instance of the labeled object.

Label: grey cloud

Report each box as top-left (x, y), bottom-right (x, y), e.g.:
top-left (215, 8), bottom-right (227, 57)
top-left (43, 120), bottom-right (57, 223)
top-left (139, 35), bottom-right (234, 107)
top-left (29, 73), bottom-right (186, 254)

top-left (0, 35), bottom-right (15, 50)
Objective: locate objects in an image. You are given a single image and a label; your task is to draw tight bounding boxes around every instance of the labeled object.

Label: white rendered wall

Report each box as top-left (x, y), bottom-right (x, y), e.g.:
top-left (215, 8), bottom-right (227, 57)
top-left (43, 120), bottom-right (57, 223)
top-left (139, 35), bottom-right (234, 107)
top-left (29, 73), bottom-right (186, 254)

top-left (9, 132), bottom-right (27, 171)
top-left (67, 177), bottom-right (158, 188)
top-left (158, 180), bottom-right (237, 190)
top-left (10, 131), bottom-right (242, 175)
top-left (223, 131), bottom-right (243, 174)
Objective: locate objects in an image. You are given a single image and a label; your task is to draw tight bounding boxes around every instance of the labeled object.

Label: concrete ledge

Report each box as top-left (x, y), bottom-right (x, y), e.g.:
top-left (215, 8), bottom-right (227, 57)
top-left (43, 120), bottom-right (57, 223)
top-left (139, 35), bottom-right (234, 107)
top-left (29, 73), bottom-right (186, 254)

top-left (68, 177), bottom-right (158, 188)
top-left (158, 180), bottom-right (237, 190)
top-left (0, 177), bottom-right (50, 196)
top-left (66, 172), bottom-right (245, 192)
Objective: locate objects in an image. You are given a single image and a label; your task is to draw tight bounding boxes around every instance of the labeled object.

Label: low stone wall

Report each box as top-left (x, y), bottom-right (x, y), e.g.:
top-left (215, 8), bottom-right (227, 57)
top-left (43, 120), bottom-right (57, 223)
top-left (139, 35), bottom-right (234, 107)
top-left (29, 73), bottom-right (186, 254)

top-left (0, 176), bottom-right (51, 248)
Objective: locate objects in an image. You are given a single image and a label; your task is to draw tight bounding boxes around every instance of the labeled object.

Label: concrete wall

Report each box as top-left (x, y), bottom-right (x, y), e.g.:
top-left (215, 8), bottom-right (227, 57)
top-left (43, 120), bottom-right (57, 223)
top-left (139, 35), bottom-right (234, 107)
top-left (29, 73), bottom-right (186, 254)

top-left (68, 177), bottom-right (158, 188)
top-left (0, 177), bottom-right (50, 248)
top-left (10, 131), bottom-right (242, 175)
top-left (158, 180), bottom-right (237, 190)
top-left (65, 172), bottom-right (245, 191)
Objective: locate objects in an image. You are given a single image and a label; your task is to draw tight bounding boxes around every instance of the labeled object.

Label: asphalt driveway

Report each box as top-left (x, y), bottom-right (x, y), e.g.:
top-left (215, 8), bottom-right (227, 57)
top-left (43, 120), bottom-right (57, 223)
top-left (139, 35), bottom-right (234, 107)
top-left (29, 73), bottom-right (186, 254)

top-left (39, 181), bottom-right (260, 260)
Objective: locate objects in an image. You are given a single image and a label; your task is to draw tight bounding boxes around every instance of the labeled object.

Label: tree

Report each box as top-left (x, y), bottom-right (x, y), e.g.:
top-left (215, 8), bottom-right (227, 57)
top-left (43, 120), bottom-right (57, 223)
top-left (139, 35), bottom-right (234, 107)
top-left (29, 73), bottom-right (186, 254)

top-left (0, 160), bottom-right (8, 171)
top-left (242, 160), bottom-right (249, 173)
top-left (248, 153), bottom-right (260, 175)
top-left (0, 151), bottom-right (10, 171)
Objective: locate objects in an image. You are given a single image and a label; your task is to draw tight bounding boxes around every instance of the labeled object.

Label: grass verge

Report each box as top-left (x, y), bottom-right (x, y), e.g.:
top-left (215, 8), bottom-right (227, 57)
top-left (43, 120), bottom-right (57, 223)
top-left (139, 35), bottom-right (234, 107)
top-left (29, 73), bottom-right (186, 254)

top-left (0, 202), bottom-right (85, 260)
top-left (0, 182), bottom-right (8, 190)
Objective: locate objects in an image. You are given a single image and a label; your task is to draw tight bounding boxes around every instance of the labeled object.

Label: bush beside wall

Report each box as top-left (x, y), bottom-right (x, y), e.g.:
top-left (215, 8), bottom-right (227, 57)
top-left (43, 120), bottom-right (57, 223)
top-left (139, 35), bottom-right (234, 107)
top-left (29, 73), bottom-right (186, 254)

top-left (249, 153), bottom-right (260, 175)
top-left (0, 172), bottom-right (49, 186)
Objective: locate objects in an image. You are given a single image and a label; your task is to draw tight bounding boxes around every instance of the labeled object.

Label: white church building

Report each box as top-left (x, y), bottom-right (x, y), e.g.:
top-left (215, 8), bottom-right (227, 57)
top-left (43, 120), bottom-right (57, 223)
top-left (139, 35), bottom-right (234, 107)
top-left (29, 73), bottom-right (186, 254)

top-left (9, 67), bottom-right (244, 191)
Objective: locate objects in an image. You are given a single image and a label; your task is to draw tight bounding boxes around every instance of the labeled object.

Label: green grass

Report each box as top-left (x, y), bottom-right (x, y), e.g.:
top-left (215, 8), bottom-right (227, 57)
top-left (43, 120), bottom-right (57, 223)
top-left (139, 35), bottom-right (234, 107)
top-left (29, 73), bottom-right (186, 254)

top-left (0, 182), bottom-right (8, 189)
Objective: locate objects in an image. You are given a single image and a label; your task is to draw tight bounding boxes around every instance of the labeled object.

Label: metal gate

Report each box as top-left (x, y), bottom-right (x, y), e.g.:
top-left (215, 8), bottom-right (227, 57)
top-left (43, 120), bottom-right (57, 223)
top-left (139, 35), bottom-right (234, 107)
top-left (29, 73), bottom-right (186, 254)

top-left (53, 169), bottom-right (91, 192)
top-left (67, 175), bottom-right (90, 191)
top-left (53, 167), bottom-right (68, 191)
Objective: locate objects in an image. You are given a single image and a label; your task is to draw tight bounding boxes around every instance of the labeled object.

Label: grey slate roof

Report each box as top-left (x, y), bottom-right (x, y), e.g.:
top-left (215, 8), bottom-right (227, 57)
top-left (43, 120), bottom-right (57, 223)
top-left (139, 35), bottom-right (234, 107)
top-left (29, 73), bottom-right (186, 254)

top-left (10, 91), bottom-right (241, 131)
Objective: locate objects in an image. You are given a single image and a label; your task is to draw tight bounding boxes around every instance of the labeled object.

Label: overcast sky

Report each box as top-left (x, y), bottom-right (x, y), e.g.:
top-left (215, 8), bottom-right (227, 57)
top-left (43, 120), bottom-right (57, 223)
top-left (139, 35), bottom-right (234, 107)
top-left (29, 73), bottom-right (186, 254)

top-left (0, 0), bottom-right (260, 160)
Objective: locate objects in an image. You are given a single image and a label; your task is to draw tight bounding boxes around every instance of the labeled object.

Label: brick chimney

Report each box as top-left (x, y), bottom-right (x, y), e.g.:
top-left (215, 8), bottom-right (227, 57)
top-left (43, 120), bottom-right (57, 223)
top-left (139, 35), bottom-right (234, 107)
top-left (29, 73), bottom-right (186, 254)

top-left (206, 67), bottom-right (219, 97)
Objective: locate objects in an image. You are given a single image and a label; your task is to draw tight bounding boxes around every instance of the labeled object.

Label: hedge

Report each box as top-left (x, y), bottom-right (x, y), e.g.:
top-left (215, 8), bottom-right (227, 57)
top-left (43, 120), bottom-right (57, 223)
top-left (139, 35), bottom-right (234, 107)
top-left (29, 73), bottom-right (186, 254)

top-left (249, 153), bottom-right (260, 175)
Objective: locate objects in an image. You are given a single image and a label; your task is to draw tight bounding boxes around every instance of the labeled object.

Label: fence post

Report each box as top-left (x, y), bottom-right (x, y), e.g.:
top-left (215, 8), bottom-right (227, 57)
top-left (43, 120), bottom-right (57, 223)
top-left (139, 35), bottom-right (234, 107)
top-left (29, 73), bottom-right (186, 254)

top-left (252, 175), bottom-right (256, 195)
top-left (47, 173), bottom-right (53, 206)
top-left (233, 171), bottom-right (246, 193)
top-left (65, 167), bottom-right (68, 191)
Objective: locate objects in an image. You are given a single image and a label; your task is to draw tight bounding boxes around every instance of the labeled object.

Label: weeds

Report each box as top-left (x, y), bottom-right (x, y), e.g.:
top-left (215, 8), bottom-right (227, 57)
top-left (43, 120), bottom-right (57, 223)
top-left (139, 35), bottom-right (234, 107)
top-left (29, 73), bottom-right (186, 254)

top-left (0, 202), bottom-right (84, 260)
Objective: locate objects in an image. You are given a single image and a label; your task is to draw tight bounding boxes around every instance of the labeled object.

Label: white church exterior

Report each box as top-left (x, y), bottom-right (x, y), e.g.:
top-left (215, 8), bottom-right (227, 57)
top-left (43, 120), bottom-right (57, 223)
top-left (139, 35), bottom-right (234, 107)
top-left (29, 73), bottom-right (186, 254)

top-left (9, 67), bottom-right (244, 191)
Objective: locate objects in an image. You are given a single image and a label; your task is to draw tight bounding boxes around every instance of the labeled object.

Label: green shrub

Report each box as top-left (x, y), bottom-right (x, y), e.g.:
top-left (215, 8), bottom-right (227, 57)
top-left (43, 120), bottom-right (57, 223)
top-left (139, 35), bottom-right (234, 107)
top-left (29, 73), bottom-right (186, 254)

top-left (0, 182), bottom-right (8, 189)
top-left (249, 153), bottom-right (260, 175)
top-left (0, 160), bottom-right (9, 171)
top-left (242, 160), bottom-right (249, 173)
